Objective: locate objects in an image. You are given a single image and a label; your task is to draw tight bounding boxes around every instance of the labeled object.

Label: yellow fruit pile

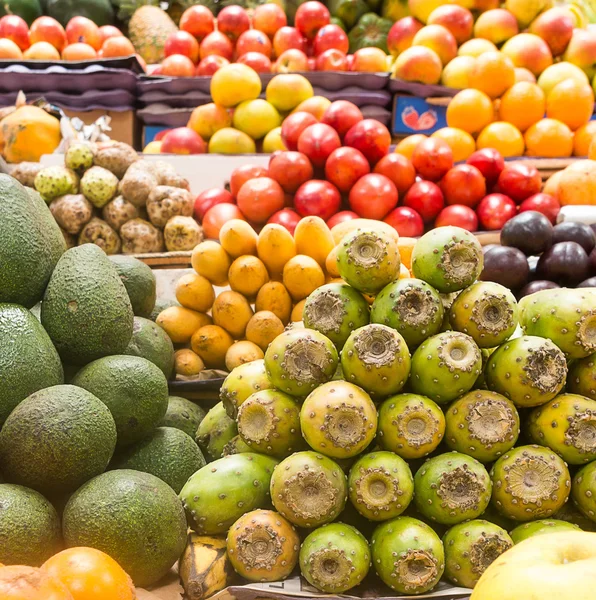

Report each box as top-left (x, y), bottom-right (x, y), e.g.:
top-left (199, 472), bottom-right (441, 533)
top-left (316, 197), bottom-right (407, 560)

top-left (156, 216), bottom-right (414, 374)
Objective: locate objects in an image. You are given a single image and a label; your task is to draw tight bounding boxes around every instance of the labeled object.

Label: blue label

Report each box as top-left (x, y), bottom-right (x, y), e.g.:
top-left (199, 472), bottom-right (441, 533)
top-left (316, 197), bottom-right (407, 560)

top-left (392, 96), bottom-right (447, 135)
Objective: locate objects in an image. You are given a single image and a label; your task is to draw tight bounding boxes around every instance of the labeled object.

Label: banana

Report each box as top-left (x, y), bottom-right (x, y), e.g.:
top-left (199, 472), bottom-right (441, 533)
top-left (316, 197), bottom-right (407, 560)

top-left (179, 533), bottom-right (237, 600)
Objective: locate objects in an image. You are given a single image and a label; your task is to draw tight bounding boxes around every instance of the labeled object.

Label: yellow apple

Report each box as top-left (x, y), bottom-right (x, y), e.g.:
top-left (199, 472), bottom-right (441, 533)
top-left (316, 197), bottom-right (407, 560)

top-left (210, 63), bottom-right (262, 108)
top-left (266, 73), bottom-right (314, 112)
top-left (208, 127), bottom-right (257, 153)
top-left (232, 99), bottom-right (281, 140)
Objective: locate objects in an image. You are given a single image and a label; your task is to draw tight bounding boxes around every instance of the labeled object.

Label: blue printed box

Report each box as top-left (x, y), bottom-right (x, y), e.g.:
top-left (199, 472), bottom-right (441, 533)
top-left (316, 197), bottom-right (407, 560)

top-left (392, 95), bottom-right (447, 136)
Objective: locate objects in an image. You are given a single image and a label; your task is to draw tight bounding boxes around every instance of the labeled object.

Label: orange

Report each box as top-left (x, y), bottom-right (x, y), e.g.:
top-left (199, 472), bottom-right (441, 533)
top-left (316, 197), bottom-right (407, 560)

top-left (524, 118), bottom-right (573, 157)
top-left (0, 566), bottom-right (74, 600)
top-left (446, 89), bottom-right (494, 135)
top-left (514, 67), bottom-right (536, 83)
top-left (574, 122), bottom-right (596, 156)
top-left (477, 121), bottom-right (525, 157)
top-left (473, 51), bottom-right (516, 99)
top-left (395, 134), bottom-right (428, 159)
top-left (546, 79), bottom-right (595, 131)
top-left (458, 38), bottom-right (497, 57)
top-left (43, 548), bottom-right (135, 600)
top-left (431, 127), bottom-right (476, 161)
top-left (588, 137), bottom-right (596, 160)
top-left (498, 82), bottom-right (545, 132)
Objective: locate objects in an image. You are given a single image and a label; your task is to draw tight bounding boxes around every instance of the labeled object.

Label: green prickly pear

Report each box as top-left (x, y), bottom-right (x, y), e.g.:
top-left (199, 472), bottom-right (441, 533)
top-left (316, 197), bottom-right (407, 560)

top-left (222, 435), bottom-right (251, 456)
top-left (567, 352), bottom-right (596, 400)
top-left (300, 381), bottom-right (377, 459)
top-left (411, 226), bottom-right (483, 293)
top-left (572, 461), bottom-right (596, 523)
top-left (196, 402), bottom-right (237, 462)
top-left (303, 283), bottom-right (370, 349)
top-left (443, 520), bottom-right (513, 588)
top-left (553, 502), bottom-right (596, 531)
top-left (370, 278), bottom-right (444, 349)
top-left (179, 453), bottom-right (278, 535)
top-left (220, 359), bottom-right (273, 419)
top-left (340, 324), bottom-right (411, 397)
top-left (371, 516), bottom-right (445, 594)
top-left (510, 519), bottom-right (581, 544)
top-left (299, 523), bottom-right (371, 593)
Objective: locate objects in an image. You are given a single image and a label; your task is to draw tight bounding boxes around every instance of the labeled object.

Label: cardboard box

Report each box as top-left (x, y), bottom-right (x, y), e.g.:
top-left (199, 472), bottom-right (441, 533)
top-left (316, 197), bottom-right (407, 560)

top-left (63, 109), bottom-right (139, 148)
top-left (392, 94), bottom-right (447, 137)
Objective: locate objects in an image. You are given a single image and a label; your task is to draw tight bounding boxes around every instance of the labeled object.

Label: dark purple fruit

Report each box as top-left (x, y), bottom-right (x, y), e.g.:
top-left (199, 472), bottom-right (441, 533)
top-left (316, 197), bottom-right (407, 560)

top-left (480, 246), bottom-right (530, 291)
top-left (536, 241), bottom-right (589, 287)
top-left (578, 277), bottom-right (596, 288)
top-left (483, 244), bottom-right (499, 254)
top-left (518, 280), bottom-right (560, 298)
top-left (552, 222), bottom-right (596, 254)
top-left (500, 211), bottom-right (553, 256)
top-left (590, 247), bottom-right (596, 275)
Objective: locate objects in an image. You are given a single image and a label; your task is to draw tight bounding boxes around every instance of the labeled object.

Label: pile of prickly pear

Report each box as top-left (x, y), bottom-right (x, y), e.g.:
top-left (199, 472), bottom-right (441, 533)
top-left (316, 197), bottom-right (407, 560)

top-left (183, 225), bottom-right (596, 596)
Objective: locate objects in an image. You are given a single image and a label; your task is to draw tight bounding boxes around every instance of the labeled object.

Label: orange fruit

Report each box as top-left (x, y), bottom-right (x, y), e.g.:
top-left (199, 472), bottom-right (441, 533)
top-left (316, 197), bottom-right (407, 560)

top-left (43, 548), bottom-right (135, 600)
top-left (589, 137), bottom-right (596, 160)
top-left (574, 122), bottom-right (596, 156)
top-left (498, 82), bottom-right (546, 132)
top-left (62, 43), bottom-right (97, 61)
top-left (514, 67), bottom-right (536, 83)
top-left (524, 118), bottom-right (573, 157)
top-left (0, 566), bottom-right (74, 600)
top-left (446, 89), bottom-right (494, 135)
top-left (101, 36), bottom-right (135, 58)
top-left (395, 134), bottom-right (428, 159)
top-left (458, 38), bottom-right (497, 57)
top-left (477, 121), bottom-right (525, 157)
top-left (546, 79), bottom-right (594, 131)
top-left (473, 51), bottom-right (516, 98)
top-left (431, 127), bottom-right (476, 161)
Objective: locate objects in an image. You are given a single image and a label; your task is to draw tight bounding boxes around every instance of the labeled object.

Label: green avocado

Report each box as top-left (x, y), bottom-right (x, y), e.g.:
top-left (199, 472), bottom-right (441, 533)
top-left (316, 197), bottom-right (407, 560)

top-left (109, 255), bottom-right (156, 318)
top-left (160, 396), bottom-right (206, 438)
top-left (124, 316), bottom-right (175, 379)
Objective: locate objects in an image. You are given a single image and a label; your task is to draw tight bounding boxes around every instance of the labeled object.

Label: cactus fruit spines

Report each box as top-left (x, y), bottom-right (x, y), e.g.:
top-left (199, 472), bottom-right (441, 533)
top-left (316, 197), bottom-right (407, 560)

top-left (414, 452), bottom-right (492, 525)
top-left (411, 226), bottom-right (483, 294)
top-left (299, 523), bottom-right (371, 593)
top-left (572, 461), bottom-right (596, 523)
top-left (449, 281), bottom-right (518, 349)
top-left (180, 453), bottom-right (279, 535)
top-left (442, 520), bottom-right (513, 588)
top-left (340, 324), bottom-right (411, 397)
top-left (265, 329), bottom-right (339, 397)
top-left (300, 381), bottom-right (377, 459)
top-left (445, 390), bottom-right (520, 463)
top-left (509, 519), bottom-right (581, 544)
top-left (371, 516), bottom-right (445, 594)
top-left (567, 352), bottom-right (596, 400)
top-left (270, 451), bottom-right (347, 528)
top-left (221, 359), bottom-right (273, 419)
top-left (223, 435), bottom-right (251, 456)
top-left (370, 278), bottom-right (444, 349)
top-left (528, 393), bottom-right (596, 465)
top-left (377, 394), bottom-right (445, 459)
top-left (348, 451), bottom-right (414, 521)
top-left (490, 445), bottom-right (571, 522)
top-left (553, 502), bottom-right (596, 531)
top-left (196, 402), bottom-right (237, 462)
top-left (226, 509), bottom-right (300, 582)
top-left (303, 283), bottom-right (370, 350)
top-left (237, 389), bottom-right (303, 458)
top-left (409, 331), bottom-right (483, 404)
top-left (519, 288), bottom-right (596, 359)
top-left (484, 336), bottom-right (567, 408)
top-left (336, 228), bottom-right (400, 295)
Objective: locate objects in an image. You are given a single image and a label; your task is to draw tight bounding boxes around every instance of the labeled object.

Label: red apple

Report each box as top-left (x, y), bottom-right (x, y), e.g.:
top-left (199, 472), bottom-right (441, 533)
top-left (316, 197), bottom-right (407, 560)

top-left (384, 206), bottom-right (424, 237)
top-left (327, 210), bottom-right (359, 228)
top-left (403, 180), bottom-right (445, 222)
top-left (154, 129), bottom-right (173, 141)
top-left (65, 16), bottom-right (101, 50)
top-left (230, 165), bottom-right (269, 198)
top-left (346, 53), bottom-right (354, 69)
top-left (196, 54), bottom-right (230, 75)
top-left (519, 192), bottom-right (561, 224)
top-left (440, 164), bottom-right (487, 207)
top-left (466, 148), bottom-right (505, 185)
top-left (217, 5), bottom-right (250, 42)
top-left (237, 52), bottom-right (272, 72)
top-left (349, 173), bottom-right (398, 220)
top-left (344, 119), bottom-right (391, 165)
top-left (412, 138), bottom-right (454, 182)
top-left (30, 16), bottom-right (67, 52)
top-left (161, 54), bottom-right (196, 77)
top-left (497, 163), bottom-right (542, 203)
top-left (351, 47), bottom-right (388, 72)
top-left (161, 127), bottom-right (206, 154)
top-left (165, 30), bottom-right (200, 63)
top-left (307, 56), bottom-right (316, 70)
top-left (0, 15), bottom-right (30, 51)
top-left (476, 193), bottom-right (517, 230)
top-left (147, 65), bottom-right (163, 76)
top-left (294, 179), bottom-right (341, 220)
top-left (435, 204), bottom-right (478, 231)
top-left (268, 151), bottom-right (314, 193)
top-left (387, 17), bottom-right (424, 57)
top-left (253, 4), bottom-right (287, 38)
top-left (98, 25), bottom-right (123, 45)
top-left (427, 5), bottom-right (474, 45)
top-left (236, 29), bottom-right (272, 58)
top-left (194, 188), bottom-right (234, 220)
top-left (297, 123), bottom-right (341, 167)
top-left (313, 24), bottom-right (348, 56)
top-left (199, 30), bottom-right (234, 61)
top-left (315, 48), bottom-right (348, 71)
top-left (529, 7), bottom-right (574, 56)
top-left (268, 208), bottom-right (301, 234)
top-left (273, 48), bottom-right (309, 72)
top-left (321, 100), bottom-right (363, 138)
top-left (180, 5), bottom-right (215, 42)
top-left (295, 1), bottom-right (330, 39)
top-left (281, 111), bottom-right (318, 151)
top-left (325, 146), bottom-right (370, 193)
top-left (273, 26), bottom-right (306, 57)
top-left (373, 153), bottom-right (416, 195)
top-left (237, 177), bottom-right (286, 223)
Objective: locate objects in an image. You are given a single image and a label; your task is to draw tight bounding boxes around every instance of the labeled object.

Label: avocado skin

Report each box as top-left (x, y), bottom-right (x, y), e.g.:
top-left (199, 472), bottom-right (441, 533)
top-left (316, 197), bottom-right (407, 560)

top-left (124, 316), bottom-right (175, 379)
top-left (160, 396), bottom-right (206, 438)
top-left (109, 255), bottom-right (157, 318)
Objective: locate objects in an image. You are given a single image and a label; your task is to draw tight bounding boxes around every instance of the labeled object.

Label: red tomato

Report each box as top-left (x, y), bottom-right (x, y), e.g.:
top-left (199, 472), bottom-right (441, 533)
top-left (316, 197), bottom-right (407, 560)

top-left (202, 204), bottom-right (245, 239)
top-left (230, 165), bottom-right (269, 198)
top-left (327, 210), bottom-right (359, 229)
top-left (349, 173), bottom-right (398, 220)
top-left (237, 177), bottom-right (286, 224)
top-left (519, 193), bottom-right (561, 224)
top-left (268, 151), bottom-right (314, 193)
top-left (440, 164), bottom-right (486, 208)
top-left (325, 146), bottom-right (370, 193)
top-left (268, 208), bottom-right (302, 234)
top-left (294, 180), bottom-right (341, 220)
top-left (373, 153), bottom-right (416, 195)
top-left (435, 204), bottom-right (478, 231)
top-left (497, 163), bottom-right (542, 203)
top-left (403, 180), bottom-right (445, 223)
top-left (476, 194), bottom-right (517, 230)
top-left (280, 111), bottom-right (318, 151)
top-left (344, 118), bottom-right (392, 165)
top-left (297, 123), bottom-right (341, 168)
top-left (194, 188), bottom-right (234, 220)
top-left (384, 206), bottom-right (424, 237)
